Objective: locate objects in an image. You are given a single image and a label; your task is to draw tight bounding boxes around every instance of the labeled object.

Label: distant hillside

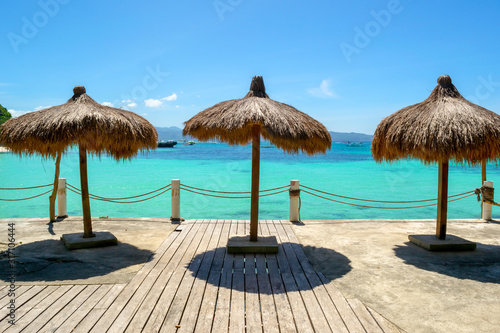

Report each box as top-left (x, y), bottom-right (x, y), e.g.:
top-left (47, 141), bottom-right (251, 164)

top-left (329, 131), bottom-right (373, 142)
top-left (155, 126), bottom-right (191, 141)
top-left (156, 126), bottom-right (372, 142)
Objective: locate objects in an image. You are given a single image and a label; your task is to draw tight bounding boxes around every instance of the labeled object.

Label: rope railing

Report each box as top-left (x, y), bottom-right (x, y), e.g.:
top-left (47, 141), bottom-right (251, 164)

top-left (0, 179), bottom-right (491, 220)
top-left (300, 185), bottom-right (477, 209)
top-left (0, 183), bottom-right (52, 190)
top-left (66, 183), bottom-right (172, 204)
top-left (0, 189), bottom-right (52, 201)
top-left (300, 184), bottom-right (475, 204)
top-left (180, 183), bottom-right (289, 194)
top-left (67, 183), bottom-right (171, 200)
top-left (180, 185), bottom-right (289, 199)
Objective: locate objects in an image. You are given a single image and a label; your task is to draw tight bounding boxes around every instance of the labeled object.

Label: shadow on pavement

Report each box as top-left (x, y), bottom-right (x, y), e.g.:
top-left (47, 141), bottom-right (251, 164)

top-left (0, 239), bottom-right (153, 282)
top-left (394, 241), bottom-right (500, 283)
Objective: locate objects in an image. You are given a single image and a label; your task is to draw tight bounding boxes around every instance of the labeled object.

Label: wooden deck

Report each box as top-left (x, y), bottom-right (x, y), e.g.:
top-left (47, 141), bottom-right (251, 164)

top-left (0, 220), bottom-right (403, 332)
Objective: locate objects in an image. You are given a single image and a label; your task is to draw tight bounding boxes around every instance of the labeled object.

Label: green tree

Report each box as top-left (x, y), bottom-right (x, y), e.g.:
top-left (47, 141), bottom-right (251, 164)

top-left (0, 104), bottom-right (12, 127)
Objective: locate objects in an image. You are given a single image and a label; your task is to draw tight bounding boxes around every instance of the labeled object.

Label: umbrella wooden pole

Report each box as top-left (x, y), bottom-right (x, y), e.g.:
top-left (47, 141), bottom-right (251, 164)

top-left (481, 159), bottom-right (486, 217)
top-left (436, 160), bottom-right (449, 240)
top-left (482, 159), bottom-right (487, 184)
top-left (49, 152), bottom-right (61, 222)
top-left (250, 124), bottom-right (261, 242)
top-left (79, 144), bottom-right (94, 238)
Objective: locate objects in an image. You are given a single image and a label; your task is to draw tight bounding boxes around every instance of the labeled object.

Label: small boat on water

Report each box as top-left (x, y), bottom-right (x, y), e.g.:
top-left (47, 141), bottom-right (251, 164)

top-left (157, 140), bottom-right (177, 148)
top-left (344, 141), bottom-right (365, 147)
top-left (183, 141), bottom-right (195, 146)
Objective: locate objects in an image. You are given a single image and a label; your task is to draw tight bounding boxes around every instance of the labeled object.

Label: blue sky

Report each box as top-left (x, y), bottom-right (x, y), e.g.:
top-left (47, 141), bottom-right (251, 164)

top-left (1, 0), bottom-right (499, 134)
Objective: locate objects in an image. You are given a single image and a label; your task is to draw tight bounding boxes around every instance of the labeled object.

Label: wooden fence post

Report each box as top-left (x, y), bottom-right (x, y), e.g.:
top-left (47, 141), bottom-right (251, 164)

top-left (57, 178), bottom-right (68, 218)
top-left (289, 180), bottom-right (300, 222)
top-left (171, 179), bottom-right (181, 221)
top-left (482, 181), bottom-right (493, 220)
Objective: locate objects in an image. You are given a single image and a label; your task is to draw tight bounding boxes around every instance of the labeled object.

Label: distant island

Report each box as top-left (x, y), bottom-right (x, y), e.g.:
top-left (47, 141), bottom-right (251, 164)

top-left (155, 126), bottom-right (373, 142)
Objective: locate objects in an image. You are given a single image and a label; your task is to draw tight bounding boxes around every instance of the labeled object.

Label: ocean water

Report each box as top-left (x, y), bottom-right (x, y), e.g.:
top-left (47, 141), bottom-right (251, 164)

top-left (1, 142), bottom-right (498, 220)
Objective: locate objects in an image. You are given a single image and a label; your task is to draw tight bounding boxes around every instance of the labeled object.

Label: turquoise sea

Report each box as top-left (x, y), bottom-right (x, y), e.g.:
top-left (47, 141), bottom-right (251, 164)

top-left (1, 142), bottom-right (498, 220)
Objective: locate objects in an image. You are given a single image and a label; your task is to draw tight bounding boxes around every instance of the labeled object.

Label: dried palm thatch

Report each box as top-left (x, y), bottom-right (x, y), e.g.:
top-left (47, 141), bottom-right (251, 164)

top-left (372, 75), bottom-right (500, 165)
top-left (372, 75), bottom-right (500, 241)
top-left (183, 76), bottom-right (331, 155)
top-left (0, 86), bottom-right (158, 238)
top-left (184, 76), bottom-right (331, 243)
top-left (0, 86), bottom-right (158, 159)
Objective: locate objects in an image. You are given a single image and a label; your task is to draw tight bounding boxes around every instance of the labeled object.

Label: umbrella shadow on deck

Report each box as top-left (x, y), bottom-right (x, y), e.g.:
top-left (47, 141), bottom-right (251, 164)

top-left (0, 239), bottom-right (153, 282)
top-left (394, 241), bottom-right (500, 283)
top-left (187, 242), bottom-right (352, 293)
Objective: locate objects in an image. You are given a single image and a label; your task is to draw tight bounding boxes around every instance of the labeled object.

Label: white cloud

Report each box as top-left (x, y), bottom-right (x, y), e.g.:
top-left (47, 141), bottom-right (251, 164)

top-left (308, 79), bottom-right (338, 98)
top-left (8, 109), bottom-right (30, 117)
top-left (144, 93), bottom-right (177, 108)
top-left (161, 93), bottom-right (177, 101)
top-left (118, 99), bottom-right (137, 108)
top-left (101, 102), bottom-right (114, 107)
top-left (145, 99), bottom-right (163, 108)
top-left (34, 105), bottom-right (51, 111)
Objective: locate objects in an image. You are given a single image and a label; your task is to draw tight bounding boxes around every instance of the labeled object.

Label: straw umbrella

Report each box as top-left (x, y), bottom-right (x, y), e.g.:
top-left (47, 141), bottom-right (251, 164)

top-left (372, 75), bottom-right (500, 239)
top-left (0, 86), bottom-right (158, 238)
top-left (184, 76), bottom-right (331, 242)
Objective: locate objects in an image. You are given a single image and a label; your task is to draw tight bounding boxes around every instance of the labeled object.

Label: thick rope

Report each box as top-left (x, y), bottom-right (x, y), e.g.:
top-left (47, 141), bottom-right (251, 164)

top-left (0, 184), bottom-right (52, 190)
top-left (180, 183), bottom-right (289, 194)
top-left (301, 189), bottom-right (475, 209)
top-left (476, 185), bottom-right (499, 206)
top-left (0, 189), bottom-right (52, 201)
top-left (301, 184), bottom-right (474, 203)
top-left (67, 187), bottom-right (171, 203)
top-left (181, 187), bottom-right (289, 199)
top-left (67, 183), bottom-right (170, 200)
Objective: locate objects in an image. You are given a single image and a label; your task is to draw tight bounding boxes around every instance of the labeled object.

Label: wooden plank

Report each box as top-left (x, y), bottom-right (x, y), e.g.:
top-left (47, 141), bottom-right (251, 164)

top-left (191, 220), bottom-right (231, 333)
top-left (266, 220), bottom-right (314, 333)
top-left (279, 220), bottom-right (366, 332)
top-left (5, 285), bottom-right (73, 333)
top-left (159, 220), bottom-right (218, 332)
top-left (177, 219), bottom-right (225, 332)
top-left (90, 222), bottom-right (191, 332)
top-left (245, 253), bottom-right (263, 333)
top-left (141, 219), bottom-right (211, 332)
top-left (16, 285), bottom-right (85, 333)
top-left (317, 272), bottom-right (367, 333)
top-left (0, 286), bottom-right (33, 321)
top-left (0, 286), bottom-right (58, 331)
top-left (280, 221), bottom-right (350, 333)
top-left (0, 286), bottom-right (55, 332)
top-left (348, 298), bottom-right (384, 333)
top-left (0, 286), bottom-right (8, 301)
top-left (257, 219), bottom-right (283, 331)
top-left (229, 253), bottom-right (245, 333)
top-left (124, 221), bottom-right (201, 332)
top-left (255, 254), bottom-right (280, 333)
top-left (212, 220), bottom-right (238, 333)
top-left (40, 284), bottom-right (100, 332)
top-left (54, 284), bottom-right (114, 333)
top-left (272, 220), bottom-right (332, 333)
top-left (72, 284), bottom-right (126, 333)
top-left (366, 306), bottom-right (404, 333)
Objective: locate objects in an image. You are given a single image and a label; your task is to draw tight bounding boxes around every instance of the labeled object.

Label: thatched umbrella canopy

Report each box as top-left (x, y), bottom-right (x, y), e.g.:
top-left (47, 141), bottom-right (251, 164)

top-left (0, 86), bottom-right (158, 237)
top-left (184, 76), bottom-right (331, 241)
top-left (372, 75), bottom-right (500, 239)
